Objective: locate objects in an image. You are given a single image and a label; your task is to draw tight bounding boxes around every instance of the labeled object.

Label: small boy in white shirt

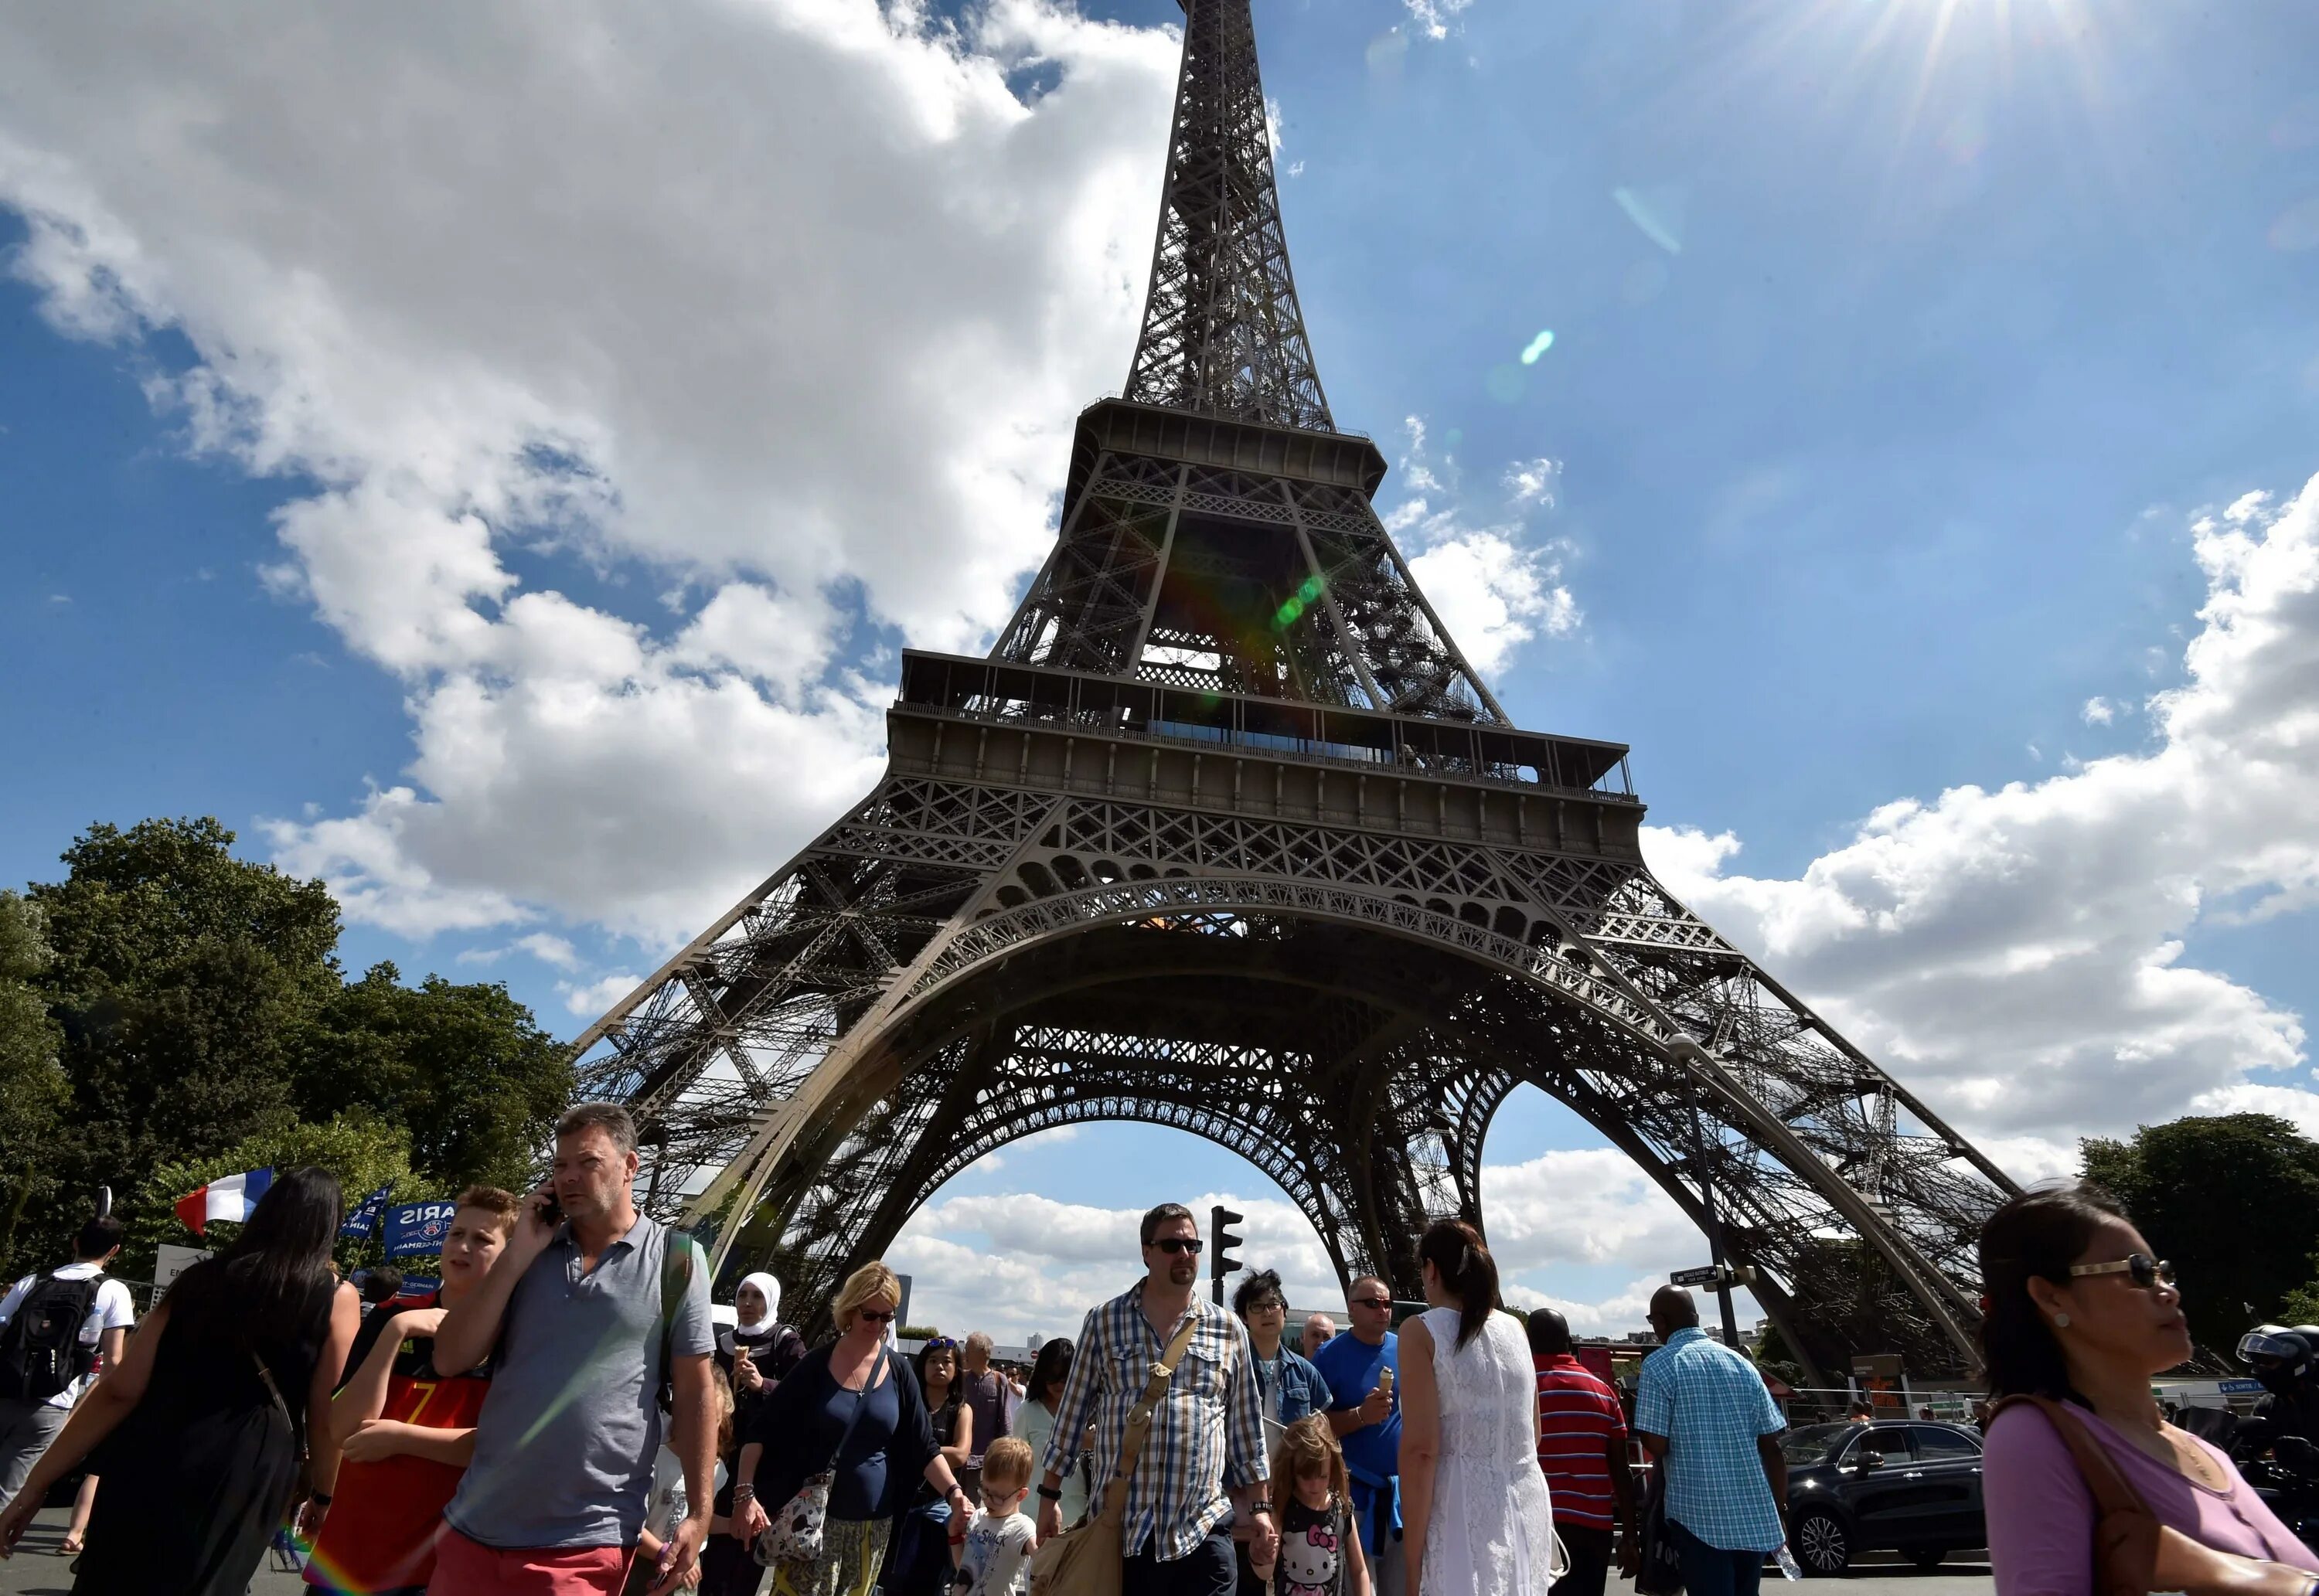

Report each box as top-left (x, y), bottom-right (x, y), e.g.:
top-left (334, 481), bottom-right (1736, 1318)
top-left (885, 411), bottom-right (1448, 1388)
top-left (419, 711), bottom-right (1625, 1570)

top-left (952, 1435), bottom-right (1038, 1596)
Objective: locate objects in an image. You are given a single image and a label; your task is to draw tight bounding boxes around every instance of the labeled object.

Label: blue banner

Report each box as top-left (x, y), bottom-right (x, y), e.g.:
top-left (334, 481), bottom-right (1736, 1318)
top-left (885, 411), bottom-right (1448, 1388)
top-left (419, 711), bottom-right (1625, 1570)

top-left (384, 1200), bottom-right (459, 1259)
top-left (341, 1183), bottom-right (396, 1240)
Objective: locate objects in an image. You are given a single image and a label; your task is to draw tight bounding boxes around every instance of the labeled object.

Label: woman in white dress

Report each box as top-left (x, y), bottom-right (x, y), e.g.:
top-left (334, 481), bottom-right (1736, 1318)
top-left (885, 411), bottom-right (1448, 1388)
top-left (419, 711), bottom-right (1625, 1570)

top-left (1398, 1220), bottom-right (1565, 1596)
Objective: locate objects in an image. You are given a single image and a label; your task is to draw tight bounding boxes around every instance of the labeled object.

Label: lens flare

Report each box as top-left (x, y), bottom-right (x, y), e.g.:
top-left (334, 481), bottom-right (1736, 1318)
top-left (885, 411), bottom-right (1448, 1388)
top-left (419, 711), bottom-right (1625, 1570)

top-left (1520, 329), bottom-right (1555, 365)
top-left (1272, 573), bottom-right (1326, 630)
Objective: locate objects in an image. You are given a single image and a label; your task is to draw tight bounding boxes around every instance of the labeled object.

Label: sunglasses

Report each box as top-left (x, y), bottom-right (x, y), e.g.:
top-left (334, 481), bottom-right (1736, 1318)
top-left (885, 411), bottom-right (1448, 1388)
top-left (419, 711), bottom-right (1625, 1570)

top-left (857, 1308), bottom-right (898, 1323)
top-left (1350, 1296), bottom-right (1391, 1310)
top-left (924, 1336), bottom-right (959, 1351)
top-left (1152, 1237), bottom-right (1204, 1255)
top-left (2068, 1254), bottom-right (2176, 1291)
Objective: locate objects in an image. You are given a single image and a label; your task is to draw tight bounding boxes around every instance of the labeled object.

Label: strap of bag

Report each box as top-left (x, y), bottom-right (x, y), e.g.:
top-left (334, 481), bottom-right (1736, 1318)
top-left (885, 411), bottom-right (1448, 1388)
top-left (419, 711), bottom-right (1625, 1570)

top-left (249, 1349), bottom-right (308, 1465)
top-left (1990, 1394), bottom-right (2157, 1596)
top-left (1097, 1312), bottom-right (1204, 1521)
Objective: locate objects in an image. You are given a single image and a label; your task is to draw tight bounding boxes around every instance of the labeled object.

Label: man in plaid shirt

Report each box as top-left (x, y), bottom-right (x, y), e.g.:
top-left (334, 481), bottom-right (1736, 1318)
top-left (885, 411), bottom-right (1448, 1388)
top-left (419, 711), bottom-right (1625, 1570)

top-left (1036, 1204), bottom-right (1277, 1596)
top-left (1634, 1287), bottom-right (1789, 1596)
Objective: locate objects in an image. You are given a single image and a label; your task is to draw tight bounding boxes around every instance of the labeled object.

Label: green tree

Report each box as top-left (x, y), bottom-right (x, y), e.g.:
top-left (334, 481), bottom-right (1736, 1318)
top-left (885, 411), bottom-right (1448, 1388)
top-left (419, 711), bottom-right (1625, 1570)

top-left (31, 817), bottom-right (342, 1199)
top-left (297, 962), bottom-right (571, 1194)
top-left (12, 816), bottom-right (576, 1280)
top-left (0, 893), bottom-right (70, 1263)
top-left (2080, 1114), bottom-right (2319, 1355)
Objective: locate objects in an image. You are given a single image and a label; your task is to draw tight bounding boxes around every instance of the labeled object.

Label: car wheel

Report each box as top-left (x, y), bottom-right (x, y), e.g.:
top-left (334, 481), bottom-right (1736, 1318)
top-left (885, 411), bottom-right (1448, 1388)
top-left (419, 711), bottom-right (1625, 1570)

top-left (1794, 1508), bottom-right (1851, 1577)
top-left (1905, 1548), bottom-right (1945, 1570)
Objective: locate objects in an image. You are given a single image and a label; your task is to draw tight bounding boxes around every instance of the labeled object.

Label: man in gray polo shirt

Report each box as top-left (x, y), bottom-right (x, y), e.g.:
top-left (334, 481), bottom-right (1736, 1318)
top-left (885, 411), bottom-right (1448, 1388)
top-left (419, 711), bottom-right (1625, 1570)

top-left (432, 1102), bottom-right (717, 1596)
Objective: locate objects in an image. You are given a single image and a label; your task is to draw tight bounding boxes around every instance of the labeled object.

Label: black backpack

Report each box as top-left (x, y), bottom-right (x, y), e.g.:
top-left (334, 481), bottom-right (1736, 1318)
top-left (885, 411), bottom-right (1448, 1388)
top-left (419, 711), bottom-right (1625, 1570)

top-left (0, 1271), bottom-right (103, 1403)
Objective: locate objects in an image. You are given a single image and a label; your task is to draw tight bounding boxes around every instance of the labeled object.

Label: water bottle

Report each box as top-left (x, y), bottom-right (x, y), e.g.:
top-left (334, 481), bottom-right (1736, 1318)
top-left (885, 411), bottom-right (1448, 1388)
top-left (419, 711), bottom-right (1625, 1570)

top-left (1774, 1546), bottom-right (1803, 1581)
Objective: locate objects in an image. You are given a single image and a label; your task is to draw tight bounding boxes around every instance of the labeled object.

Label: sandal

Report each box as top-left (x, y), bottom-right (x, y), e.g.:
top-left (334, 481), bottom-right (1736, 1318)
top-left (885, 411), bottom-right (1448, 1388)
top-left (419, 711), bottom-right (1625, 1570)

top-left (59, 1533), bottom-right (83, 1554)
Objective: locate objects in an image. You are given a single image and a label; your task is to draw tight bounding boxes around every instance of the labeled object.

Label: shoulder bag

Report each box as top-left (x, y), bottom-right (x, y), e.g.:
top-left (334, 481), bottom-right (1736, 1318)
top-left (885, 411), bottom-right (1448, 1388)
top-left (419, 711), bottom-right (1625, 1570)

top-left (756, 1344), bottom-right (891, 1568)
top-left (1989, 1395), bottom-right (2157, 1596)
top-left (1028, 1312), bottom-right (1204, 1596)
top-left (1633, 1462), bottom-right (1684, 1596)
top-left (250, 1349), bottom-right (315, 1508)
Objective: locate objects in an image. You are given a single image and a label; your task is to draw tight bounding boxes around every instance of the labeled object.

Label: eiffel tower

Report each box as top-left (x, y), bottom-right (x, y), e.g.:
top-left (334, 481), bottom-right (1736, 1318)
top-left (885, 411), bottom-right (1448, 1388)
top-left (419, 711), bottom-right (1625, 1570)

top-left (570, 0), bottom-right (2017, 1380)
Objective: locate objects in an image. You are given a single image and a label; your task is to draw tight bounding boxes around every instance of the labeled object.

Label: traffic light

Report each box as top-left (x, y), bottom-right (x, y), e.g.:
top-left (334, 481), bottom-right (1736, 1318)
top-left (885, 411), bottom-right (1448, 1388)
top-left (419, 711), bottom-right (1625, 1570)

top-left (1211, 1205), bottom-right (1245, 1305)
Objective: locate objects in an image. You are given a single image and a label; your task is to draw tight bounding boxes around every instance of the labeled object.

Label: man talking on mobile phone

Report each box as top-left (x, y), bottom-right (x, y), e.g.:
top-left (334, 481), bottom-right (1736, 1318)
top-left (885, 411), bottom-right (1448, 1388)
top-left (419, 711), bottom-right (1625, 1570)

top-left (431, 1103), bottom-right (717, 1596)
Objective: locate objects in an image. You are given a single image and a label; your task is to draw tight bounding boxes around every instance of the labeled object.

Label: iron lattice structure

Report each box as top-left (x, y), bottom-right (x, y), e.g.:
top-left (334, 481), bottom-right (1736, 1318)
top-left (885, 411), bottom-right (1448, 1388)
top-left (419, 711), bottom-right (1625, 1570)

top-left (569, 0), bottom-right (2018, 1376)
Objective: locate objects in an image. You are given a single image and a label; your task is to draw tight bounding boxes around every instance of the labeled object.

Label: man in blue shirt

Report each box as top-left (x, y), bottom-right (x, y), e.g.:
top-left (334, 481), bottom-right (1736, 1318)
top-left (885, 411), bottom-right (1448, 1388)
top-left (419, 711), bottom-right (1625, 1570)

top-left (1311, 1278), bottom-right (1402, 1596)
top-left (1633, 1287), bottom-right (1789, 1596)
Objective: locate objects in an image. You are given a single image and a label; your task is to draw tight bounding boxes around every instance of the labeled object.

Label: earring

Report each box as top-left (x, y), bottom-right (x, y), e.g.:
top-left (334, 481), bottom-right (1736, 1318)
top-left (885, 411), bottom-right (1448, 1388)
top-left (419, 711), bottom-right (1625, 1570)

top-left (2054, 1313), bottom-right (2071, 1329)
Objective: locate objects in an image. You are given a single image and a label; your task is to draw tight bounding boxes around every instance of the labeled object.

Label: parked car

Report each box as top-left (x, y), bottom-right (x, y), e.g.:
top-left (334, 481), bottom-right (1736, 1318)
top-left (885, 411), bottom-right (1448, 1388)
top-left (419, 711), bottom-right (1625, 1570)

top-left (1779, 1418), bottom-right (1985, 1575)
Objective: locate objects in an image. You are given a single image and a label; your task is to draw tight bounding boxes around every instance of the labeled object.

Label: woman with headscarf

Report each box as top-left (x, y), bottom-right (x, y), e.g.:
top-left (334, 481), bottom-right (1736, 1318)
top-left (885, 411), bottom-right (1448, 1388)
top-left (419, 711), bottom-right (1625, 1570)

top-left (700, 1272), bottom-right (808, 1595)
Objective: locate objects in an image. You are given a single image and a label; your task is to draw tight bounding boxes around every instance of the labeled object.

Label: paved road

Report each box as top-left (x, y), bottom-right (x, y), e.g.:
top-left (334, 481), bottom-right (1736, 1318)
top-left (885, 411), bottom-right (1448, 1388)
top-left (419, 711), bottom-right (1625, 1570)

top-left (0, 1507), bottom-right (1996, 1596)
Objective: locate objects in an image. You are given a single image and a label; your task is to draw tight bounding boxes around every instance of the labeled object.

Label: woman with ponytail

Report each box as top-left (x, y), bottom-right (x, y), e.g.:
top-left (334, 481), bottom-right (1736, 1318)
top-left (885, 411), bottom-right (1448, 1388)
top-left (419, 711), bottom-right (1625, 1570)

top-left (1397, 1220), bottom-right (1562, 1596)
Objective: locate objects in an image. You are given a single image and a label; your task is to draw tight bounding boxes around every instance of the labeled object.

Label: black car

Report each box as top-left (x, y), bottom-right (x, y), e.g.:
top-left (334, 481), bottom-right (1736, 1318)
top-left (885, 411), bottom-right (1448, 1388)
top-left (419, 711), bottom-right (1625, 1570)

top-left (1779, 1419), bottom-right (1986, 1575)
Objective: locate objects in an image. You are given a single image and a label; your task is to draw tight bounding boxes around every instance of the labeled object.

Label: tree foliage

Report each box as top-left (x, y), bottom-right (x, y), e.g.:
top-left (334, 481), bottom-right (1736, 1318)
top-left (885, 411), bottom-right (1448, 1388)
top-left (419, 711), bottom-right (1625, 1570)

top-left (2080, 1114), bottom-right (2319, 1356)
top-left (0, 893), bottom-right (70, 1258)
top-left (9, 817), bottom-right (574, 1281)
top-left (299, 962), bottom-right (570, 1196)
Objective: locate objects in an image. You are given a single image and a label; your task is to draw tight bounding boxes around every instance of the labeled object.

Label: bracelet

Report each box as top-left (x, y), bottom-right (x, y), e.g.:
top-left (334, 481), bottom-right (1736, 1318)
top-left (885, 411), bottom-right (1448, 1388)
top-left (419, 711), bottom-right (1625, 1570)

top-left (733, 1484), bottom-right (755, 1500)
top-left (1037, 1485), bottom-right (1063, 1502)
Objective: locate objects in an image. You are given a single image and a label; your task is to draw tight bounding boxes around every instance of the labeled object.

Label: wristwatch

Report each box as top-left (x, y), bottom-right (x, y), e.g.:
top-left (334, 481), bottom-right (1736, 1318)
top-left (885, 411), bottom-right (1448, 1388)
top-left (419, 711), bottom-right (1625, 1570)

top-left (1245, 1502), bottom-right (1274, 1518)
top-left (1037, 1484), bottom-right (1064, 1502)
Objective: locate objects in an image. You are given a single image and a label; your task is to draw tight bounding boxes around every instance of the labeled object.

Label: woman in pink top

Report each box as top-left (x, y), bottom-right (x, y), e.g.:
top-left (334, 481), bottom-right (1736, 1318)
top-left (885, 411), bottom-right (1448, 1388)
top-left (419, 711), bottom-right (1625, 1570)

top-left (1980, 1183), bottom-right (2319, 1596)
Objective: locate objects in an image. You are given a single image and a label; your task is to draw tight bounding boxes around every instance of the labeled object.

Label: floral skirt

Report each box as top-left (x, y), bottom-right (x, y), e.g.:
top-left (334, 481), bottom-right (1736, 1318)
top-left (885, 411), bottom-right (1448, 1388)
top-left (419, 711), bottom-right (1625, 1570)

top-left (771, 1516), bottom-right (893, 1596)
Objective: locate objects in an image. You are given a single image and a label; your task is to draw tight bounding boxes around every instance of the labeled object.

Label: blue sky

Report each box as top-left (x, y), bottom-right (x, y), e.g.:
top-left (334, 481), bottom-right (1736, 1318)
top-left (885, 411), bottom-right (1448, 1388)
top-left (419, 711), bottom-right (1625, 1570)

top-left (4, 0), bottom-right (2318, 1338)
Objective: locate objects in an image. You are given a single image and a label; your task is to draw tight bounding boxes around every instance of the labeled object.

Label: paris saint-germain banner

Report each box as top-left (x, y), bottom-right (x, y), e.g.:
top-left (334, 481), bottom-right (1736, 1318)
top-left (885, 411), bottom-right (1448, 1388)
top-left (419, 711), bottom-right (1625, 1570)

top-left (384, 1200), bottom-right (458, 1259)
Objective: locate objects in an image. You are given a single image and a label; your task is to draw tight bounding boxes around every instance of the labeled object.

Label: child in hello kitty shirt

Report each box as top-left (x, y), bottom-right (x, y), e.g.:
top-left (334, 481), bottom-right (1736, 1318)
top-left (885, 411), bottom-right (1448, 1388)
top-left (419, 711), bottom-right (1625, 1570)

top-left (1251, 1417), bottom-right (1372, 1596)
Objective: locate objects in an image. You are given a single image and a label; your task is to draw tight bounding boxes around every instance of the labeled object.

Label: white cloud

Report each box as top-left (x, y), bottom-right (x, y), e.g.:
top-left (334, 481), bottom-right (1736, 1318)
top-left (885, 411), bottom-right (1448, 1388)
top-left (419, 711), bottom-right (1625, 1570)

top-left (2082, 696), bottom-right (2116, 725)
top-left (1386, 422), bottom-right (1580, 675)
top-left (0, 1), bottom-right (1181, 944)
top-left (560, 972), bottom-right (644, 1019)
top-left (890, 1189), bottom-right (1345, 1342)
top-left (1504, 458), bottom-right (1558, 509)
top-left (1647, 477), bottom-right (2319, 1147)
top-left (1404, 0), bottom-right (1476, 43)
top-left (884, 1152), bottom-right (1735, 1343)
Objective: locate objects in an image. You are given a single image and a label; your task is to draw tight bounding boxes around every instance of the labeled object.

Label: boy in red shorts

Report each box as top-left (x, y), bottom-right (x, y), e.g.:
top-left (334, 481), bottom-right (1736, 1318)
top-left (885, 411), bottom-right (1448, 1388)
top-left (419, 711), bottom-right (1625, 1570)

top-left (301, 1185), bottom-right (519, 1596)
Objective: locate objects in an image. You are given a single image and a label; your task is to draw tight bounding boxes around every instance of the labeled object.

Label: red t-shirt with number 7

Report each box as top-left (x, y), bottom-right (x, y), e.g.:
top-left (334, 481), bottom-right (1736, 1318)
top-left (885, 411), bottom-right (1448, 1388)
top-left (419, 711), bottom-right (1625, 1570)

top-left (305, 1292), bottom-right (494, 1595)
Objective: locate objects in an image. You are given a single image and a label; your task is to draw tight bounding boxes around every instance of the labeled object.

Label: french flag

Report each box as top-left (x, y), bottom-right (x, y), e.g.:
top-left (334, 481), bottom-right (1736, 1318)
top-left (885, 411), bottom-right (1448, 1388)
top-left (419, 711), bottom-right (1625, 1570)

top-left (173, 1168), bottom-right (274, 1235)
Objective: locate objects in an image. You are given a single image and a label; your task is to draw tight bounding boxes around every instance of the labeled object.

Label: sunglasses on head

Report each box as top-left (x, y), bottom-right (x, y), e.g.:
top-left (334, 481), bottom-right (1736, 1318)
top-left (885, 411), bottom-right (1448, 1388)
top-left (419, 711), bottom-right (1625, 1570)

top-left (925, 1336), bottom-right (959, 1351)
top-left (857, 1308), bottom-right (898, 1323)
top-left (2068, 1254), bottom-right (2176, 1291)
top-left (1152, 1237), bottom-right (1204, 1255)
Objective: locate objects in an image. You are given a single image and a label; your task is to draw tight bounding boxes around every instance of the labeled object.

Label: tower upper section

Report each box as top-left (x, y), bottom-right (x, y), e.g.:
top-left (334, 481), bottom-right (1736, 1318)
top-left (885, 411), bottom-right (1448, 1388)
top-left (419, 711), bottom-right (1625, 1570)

top-left (1122, 0), bottom-right (1334, 434)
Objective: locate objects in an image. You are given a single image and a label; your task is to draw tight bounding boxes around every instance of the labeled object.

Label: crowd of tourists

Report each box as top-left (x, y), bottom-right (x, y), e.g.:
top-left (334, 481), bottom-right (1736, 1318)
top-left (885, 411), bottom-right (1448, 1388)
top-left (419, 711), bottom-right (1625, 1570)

top-left (0, 1106), bottom-right (2314, 1596)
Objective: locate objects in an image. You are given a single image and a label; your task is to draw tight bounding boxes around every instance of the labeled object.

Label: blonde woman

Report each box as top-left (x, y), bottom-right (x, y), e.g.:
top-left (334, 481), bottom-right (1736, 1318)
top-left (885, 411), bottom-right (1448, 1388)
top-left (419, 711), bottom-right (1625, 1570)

top-left (734, 1264), bottom-right (971, 1596)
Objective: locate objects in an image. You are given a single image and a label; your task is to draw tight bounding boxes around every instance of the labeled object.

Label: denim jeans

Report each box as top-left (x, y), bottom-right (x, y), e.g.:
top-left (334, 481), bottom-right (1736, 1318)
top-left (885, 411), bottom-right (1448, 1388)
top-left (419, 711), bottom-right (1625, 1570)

top-left (1667, 1516), bottom-right (1766, 1596)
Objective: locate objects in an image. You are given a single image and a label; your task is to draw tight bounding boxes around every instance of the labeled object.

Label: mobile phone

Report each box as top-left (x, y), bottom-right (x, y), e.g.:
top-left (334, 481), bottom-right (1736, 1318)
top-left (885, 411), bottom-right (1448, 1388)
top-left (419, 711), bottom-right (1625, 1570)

top-left (536, 1189), bottom-right (564, 1228)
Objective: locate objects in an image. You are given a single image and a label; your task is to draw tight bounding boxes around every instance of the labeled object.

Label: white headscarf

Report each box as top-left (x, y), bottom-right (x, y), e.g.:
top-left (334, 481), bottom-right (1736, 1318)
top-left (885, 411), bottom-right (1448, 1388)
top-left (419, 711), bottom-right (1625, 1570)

top-left (735, 1271), bottom-right (783, 1332)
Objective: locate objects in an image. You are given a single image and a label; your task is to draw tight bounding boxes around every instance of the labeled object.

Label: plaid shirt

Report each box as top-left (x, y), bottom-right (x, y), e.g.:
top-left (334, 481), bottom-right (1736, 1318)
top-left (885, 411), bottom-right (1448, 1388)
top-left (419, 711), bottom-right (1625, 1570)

top-left (1634, 1327), bottom-right (1786, 1552)
top-left (1040, 1281), bottom-right (1269, 1560)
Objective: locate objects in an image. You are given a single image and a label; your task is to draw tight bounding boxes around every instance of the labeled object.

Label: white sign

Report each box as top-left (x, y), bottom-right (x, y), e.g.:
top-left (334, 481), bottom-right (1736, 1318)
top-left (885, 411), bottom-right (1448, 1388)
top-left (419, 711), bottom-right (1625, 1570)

top-left (154, 1243), bottom-right (210, 1291)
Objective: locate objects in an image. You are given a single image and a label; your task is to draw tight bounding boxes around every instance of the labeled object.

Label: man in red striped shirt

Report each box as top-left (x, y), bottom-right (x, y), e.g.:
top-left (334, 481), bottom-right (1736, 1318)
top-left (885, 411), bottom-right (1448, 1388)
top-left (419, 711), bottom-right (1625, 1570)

top-left (1527, 1310), bottom-right (1637, 1596)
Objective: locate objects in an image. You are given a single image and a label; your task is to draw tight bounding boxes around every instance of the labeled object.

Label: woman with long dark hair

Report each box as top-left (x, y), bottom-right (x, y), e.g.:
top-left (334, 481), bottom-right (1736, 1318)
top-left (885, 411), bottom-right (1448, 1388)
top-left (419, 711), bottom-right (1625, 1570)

top-left (0, 1166), bottom-right (359, 1594)
top-left (1980, 1183), bottom-right (2318, 1595)
top-left (1398, 1219), bottom-right (1561, 1596)
top-left (880, 1337), bottom-right (976, 1596)
top-left (1010, 1337), bottom-right (1086, 1527)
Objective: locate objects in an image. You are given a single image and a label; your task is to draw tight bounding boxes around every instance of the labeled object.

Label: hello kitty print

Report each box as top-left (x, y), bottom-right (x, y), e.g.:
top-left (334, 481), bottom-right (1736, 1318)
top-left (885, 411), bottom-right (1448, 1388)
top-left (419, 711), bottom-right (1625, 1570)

top-left (1280, 1500), bottom-right (1347, 1596)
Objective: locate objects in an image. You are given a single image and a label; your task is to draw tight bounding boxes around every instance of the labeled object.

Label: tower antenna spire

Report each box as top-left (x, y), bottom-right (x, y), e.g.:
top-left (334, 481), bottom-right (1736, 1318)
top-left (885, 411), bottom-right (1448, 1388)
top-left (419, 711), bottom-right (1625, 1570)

top-left (1124, 0), bottom-right (1333, 432)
